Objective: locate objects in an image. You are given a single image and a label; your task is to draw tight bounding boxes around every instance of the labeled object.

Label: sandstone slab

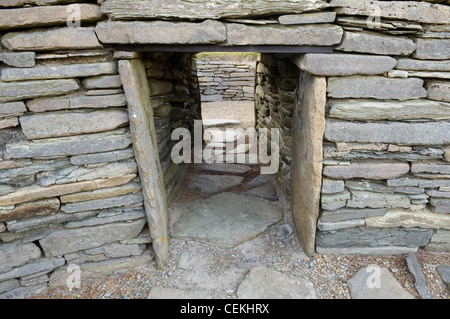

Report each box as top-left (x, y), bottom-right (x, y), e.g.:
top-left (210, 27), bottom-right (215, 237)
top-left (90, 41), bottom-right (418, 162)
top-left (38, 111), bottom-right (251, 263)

top-left (327, 76), bottom-right (426, 100)
top-left (82, 75), bottom-right (122, 90)
top-left (396, 59), bottom-right (450, 72)
top-left (325, 121), bottom-right (450, 146)
top-left (278, 12), bottom-right (336, 25)
top-left (39, 219), bottom-right (146, 257)
top-left (1, 27), bottom-right (102, 51)
top-left (172, 192), bottom-right (283, 248)
top-left (348, 191), bottom-right (411, 209)
top-left (426, 81), bottom-right (450, 103)
top-left (0, 79), bottom-right (79, 103)
top-left (226, 23), bottom-right (343, 46)
top-left (0, 198), bottom-right (60, 223)
top-left (365, 208), bottom-right (450, 229)
top-left (60, 182), bottom-right (140, 203)
top-left (414, 39), bottom-right (450, 60)
top-left (96, 20), bottom-right (227, 45)
top-left (26, 94), bottom-right (126, 112)
top-left (324, 162), bottom-right (409, 180)
top-left (295, 54), bottom-right (396, 76)
top-left (328, 99), bottom-right (450, 121)
top-left (20, 109), bottom-right (129, 139)
top-left (0, 4), bottom-right (102, 31)
top-left (61, 193), bottom-right (143, 213)
top-left (0, 102), bottom-right (26, 118)
top-left (335, 31), bottom-right (416, 56)
top-left (0, 52), bottom-right (35, 68)
top-left (188, 174), bottom-right (243, 194)
top-left (2, 62), bottom-right (117, 82)
top-left (411, 162), bottom-right (450, 175)
top-left (237, 267), bottom-right (316, 299)
top-left (347, 266), bottom-right (413, 299)
top-left (4, 128), bottom-right (131, 159)
top-left (320, 208), bottom-right (386, 223)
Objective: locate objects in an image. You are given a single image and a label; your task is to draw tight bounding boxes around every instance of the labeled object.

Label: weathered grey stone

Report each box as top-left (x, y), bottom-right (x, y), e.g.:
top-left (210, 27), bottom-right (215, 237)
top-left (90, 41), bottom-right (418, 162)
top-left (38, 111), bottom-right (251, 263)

top-left (347, 266), bottom-right (413, 299)
top-left (317, 246), bottom-right (418, 255)
top-left (427, 190), bottom-right (450, 199)
top-left (0, 0), bottom-right (78, 7)
top-left (345, 180), bottom-right (424, 195)
top-left (365, 208), bottom-right (450, 229)
top-left (60, 182), bottom-right (141, 203)
top-left (348, 191), bottom-right (410, 209)
top-left (412, 162), bottom-right (450, 175)
top-left (0, 198), bottom-right (60, 223)
top-left (278, 12), bottom-right (336, 25)
top-left (331, 0), bottom-right (450, 24)
top-left (39, 219), bottom-right (146, 257)
top-left (172, 192), bottom-right (282, 248)
top-left (327, 77), bottom-right (426, 100)
top-left (414, 39), bottom-right (450, 60)
top-left (101, 0), bottom-right (330, 20)
top-left (324, 162), bottom-right (409, 180)
top-left (317, 218), bottom-right (364, 231)
top-left (1, 27), bottom-right (102, 51)
top-left (321, 178), bottom-right (345, 194)
top-left (388, 177), bottom-right (450, 189)
top-left (70, 148), bottom-right (134, 165)
top-left (148, 79), bottom-right (173, 96)
top-left (396, 59), bottom-right (450, 72)
top-left (406, 71), bottom-right (450, 80)
top-left (0, 257), bottom-right (64, 282)
top-left (436, 265), bottom-right (450, 292)
top-left (226, 23), bottom-right (343, 46)
top-left (245, 174), bottom-right (275, 188)
top-left (0, 279), bottom-right (19, 294)
top-left (95, 20), bottom-right (226, 45)
top-left (426, 81), bottom-right (450, 103)
top-left (328, 99), bottom-right (450, 121)
top-left (316, 226), bottom-right (433, 248)
top-left (82, 75), bottom-right (122, 90)
top-left (0, 117), bottom-right (19, 130)
top-left (320, 208), bottom-right (386, 223)
top-left (2, 62), bottom-right (117, 82)
top-left (0, 242), bottom-right (41, 273)
top-left (0, 52), bottom-right (35, 67)
top-left (237, 267), bottom-right (316, 299)
top-left (0, 283), bottom-right (47, 299)
top-left (335, 31), bottom-right (416, 56)
top-left (64, 210), bottom-right (145, 228)
top-left (4, 128), bottom-right (131, 159)
top-left (26, 94), bottom-right (126, 112)
top-left (325, 121), bottom-right (450, 146)
top-left (321, 190), bottom-right (350, 211)
top-left (0, 4), bottom-right (102, 31)
top-left (198, 163), bottom-right (252, 175)
top-left (188, 174), bottom-right (243, 194)
top-left (20, 109), bottom-right (129, 139)
top-left (0, 79), bottom-right (79, 103)
top-left (61, 193), bottom-right (143, 213)
top-left (0, 102), bottom-right (26, 118)
top-left (244, 184), bottom-right (278, 202)
top-left (429, 198), bottom-right (450, 214)
top-left (295, 54), bottom-right (396, 76)
top-left (406, 253), bottom-right (433, 299)
top-left (424, 230), bottom-right (450, 252)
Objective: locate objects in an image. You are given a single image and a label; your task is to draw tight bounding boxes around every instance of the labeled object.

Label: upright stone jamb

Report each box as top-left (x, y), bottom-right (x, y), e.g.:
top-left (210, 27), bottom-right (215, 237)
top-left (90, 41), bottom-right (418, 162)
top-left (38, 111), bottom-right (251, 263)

top-left (118, 58), bottom-right (169, 270)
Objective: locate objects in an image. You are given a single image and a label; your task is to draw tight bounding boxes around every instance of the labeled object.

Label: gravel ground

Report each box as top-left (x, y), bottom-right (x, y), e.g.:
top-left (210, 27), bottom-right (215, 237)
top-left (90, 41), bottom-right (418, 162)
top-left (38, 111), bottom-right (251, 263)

top-left (31, 166), bottom-right (450, 300)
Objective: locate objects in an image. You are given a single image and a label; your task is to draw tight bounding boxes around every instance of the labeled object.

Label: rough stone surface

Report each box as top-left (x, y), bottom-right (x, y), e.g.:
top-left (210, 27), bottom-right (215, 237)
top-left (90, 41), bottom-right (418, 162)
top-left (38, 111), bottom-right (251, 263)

top-left (19, 109), bottom-right (129, 139)
top-left (188, 174), bottom-right (243, 194)
top-left (321, 178), bottom-right (345, 194)
top-left (325, 121), bottom-right (450, 146)
top-left (0, 198), bottom-right (60, 222)
top-left (0, 257), bottom-right (64, 282)
top-left (95, 20), bottom-right (227, 45)
top-left (26, 94), bottom-right (127, 112)
top-left (295, 54), bottom-right (397, 76)
top-left (82, 75), bottom-right (122, 90)
top-left (0, 52), bottom-right (35, 67)
top-left (366, 207), bottom-right (450, 229)
top-left (396, 59), bottom-right (450, 72)
top-left (414, 39), bottom-right (450, 60)
top-left (237, 267), bottom-right (316, 299)
top-left (4, 128), bottom-right (131, 159)
top-left (172, 192), bottom-right (283, 248)
top-left (324, 162), bottom-right (409, 180)
top-left (226, 23), bottom-right (343, 46)
top-left (335, 31), bottom-right (416, 56)
top-left (321, 190), bottom-right (350, 211)
top-left (320, 208), bottom-right (386, 223)
top-left (197, 163), bottom-right (252, 175)
top-left (70, 148), bottom-right (134, 165)
top-left (327, 77), bottom-right (427, 100)
top-left (245, 174), bottom-right (275, 188)
top-left (61, 193), bottom-right (143, 213)
top-left (39, 219), bottom-right (146, 257)
top-left (436, 265), bottom-right (450, 292)
top-left (427, 81), bottom-right (450, 102)
top-left (1, 27), bottom-right (102, 51)
top-left (0, 79), bottom-right (79, 103)
top-left (348, 191), bottom-right (410, 209)
top-left (0, 4), bottom-right (102, 31)
top-left (2, 62), bottom-right (117, 82)
top-left (244, 184), bottom-right (278, 202)
top-left (406, 253), bottom-right (433, 299)
top-left (0, 102), bottom-right (26, 118)
top-left (60, 182), bottom-right (140, 203)
top-left (0, 242), bottom-right (41, 273)
top-left (411, 162), bottom-right (450, 175)
top-left (328, 99), bottom-right (450, 121)
top-left (347, 266), bottom-right (413, 299)
top-left (278, 12), bottom-right (336, 25)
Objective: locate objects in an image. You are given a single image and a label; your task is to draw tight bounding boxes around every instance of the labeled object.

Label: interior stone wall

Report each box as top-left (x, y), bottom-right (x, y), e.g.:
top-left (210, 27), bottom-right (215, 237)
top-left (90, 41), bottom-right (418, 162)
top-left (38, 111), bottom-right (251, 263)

top-left (0, 0), bottom-right (449, 297)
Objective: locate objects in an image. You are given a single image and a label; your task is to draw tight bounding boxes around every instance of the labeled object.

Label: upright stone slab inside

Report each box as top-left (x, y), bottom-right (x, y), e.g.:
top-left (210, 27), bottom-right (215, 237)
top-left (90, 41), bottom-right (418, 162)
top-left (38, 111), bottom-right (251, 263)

top-left (172, 192), bottom-right (283, 248)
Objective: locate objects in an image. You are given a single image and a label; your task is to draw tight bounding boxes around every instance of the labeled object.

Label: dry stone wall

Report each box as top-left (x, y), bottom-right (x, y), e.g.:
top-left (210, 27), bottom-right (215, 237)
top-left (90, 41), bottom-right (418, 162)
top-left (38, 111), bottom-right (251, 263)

top-left (0, 0), bottom-right (449, 297)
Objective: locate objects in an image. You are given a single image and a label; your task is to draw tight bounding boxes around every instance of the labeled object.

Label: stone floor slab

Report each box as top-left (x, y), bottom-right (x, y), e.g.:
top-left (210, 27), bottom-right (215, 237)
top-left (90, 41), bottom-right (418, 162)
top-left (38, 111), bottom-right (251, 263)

top-left (188, 174), bottom-right (243, 194)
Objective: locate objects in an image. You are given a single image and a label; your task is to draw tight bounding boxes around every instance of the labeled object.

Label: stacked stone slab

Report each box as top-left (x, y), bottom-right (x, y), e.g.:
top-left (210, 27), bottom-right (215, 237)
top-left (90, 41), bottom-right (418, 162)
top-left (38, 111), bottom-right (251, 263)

top-left (197, 59), bottom-right (256, 102)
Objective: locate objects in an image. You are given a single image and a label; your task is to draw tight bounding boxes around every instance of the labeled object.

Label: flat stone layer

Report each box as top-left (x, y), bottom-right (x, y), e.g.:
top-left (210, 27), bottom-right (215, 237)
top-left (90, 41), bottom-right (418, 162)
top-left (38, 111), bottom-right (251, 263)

top-left (0, 1), bottom-right (78, 7)
top-left (226, 23), bottom-right (343, 46)
top-left (95, 20), bottom-right (227, 45)
top-left (295, 54), bottom-right (396, 76)
top-left (324, 162), bottom-right (409, 180)
top-left (101, 0), bottom-right (330, 20)
top-left (327, 77), bottom-right (426, 100)
top-left (0, 79), bottom-right (79, 103)
top-left (0, 4), bottom-right (102, 30)
top-left (0, 198), bottom-right (60, 223)
top-left (1, 27), bottom-right (102, 51)
top-left (19, 109), bottom-right (129, 139)
top-left (188, 174), bottom-right (243, 194)
top-left (325, 121), bottom-right (450, 146)
top-left (427, 81), bottom-right (450, 103)
top-left (2, 62), bottom-right (117, 82)
top-left (414, 39), bottom-right (450, 60)
top-left (26, 94), bottom-right (127, 112)
top-left (172, 192), bottom-right (283, 248)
